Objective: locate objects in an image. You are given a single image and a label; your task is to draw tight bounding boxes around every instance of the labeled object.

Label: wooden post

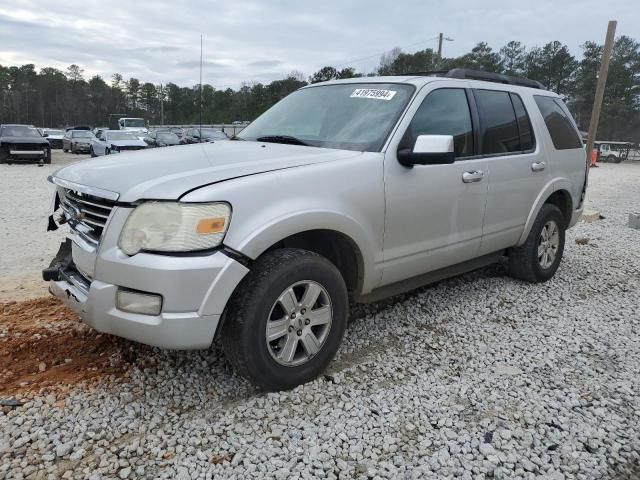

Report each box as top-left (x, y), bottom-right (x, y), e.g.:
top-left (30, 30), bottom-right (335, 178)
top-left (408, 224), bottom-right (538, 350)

top-left (585, 21), bottom-right (617, 166)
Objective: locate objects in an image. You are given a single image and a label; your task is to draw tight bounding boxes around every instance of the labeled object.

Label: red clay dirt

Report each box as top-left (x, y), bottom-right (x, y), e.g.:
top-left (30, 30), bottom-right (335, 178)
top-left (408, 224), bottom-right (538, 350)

top-left (0, 297), bottom-right (149, 397)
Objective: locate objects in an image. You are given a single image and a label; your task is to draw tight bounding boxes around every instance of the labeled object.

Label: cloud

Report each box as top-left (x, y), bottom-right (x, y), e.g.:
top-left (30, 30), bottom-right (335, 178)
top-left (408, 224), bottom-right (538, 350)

top-left (247, 60), bottom-right (284, 68)
top-left (0, 0), bottom-right (637, 89)
top-left (174, 60), bottom-right (232, 69)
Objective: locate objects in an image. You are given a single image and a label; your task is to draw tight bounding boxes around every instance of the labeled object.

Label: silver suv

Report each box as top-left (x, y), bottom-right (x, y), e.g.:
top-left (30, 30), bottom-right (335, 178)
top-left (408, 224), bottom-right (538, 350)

top-left (44, 69), bottom-right (587, 391)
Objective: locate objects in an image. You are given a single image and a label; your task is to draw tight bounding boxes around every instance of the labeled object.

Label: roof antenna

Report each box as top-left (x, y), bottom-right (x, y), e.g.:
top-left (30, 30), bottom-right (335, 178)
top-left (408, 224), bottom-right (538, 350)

top-left (199, 34), bottom-right (203, 143)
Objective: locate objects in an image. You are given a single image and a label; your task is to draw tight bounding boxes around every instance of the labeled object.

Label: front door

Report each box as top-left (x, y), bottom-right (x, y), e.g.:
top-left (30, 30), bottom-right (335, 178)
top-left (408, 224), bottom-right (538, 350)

top-left (382, 86), bottom-right (488, 286)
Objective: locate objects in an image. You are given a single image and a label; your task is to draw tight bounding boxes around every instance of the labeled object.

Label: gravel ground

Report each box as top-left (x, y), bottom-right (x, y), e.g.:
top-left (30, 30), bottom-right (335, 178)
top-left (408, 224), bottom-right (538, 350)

top-left (1, 161), bottom-right (639, 479)
top-left (0, 151), bottom-right (88, 302)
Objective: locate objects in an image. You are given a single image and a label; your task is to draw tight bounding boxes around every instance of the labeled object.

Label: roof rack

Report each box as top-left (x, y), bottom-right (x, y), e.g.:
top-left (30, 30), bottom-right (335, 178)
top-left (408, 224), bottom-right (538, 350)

top-left (401, 68), bottom-right (545, 89)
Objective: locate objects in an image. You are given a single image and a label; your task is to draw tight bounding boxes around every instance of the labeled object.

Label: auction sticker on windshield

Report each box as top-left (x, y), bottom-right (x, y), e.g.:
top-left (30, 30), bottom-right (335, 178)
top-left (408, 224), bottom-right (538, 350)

top-left (350, 88), bottom-right (397, 100)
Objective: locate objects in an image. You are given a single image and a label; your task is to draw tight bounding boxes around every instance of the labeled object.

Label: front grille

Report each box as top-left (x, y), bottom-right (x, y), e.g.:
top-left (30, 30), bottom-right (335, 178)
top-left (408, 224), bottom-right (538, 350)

top-left (48, 139), bottom-right (63, 148)
top-left (10, 143), bottom-right (46, 151)
top-left (60, 189), bottom-right (116, 246)
top-left (117, 146), bottom-right (144, 151)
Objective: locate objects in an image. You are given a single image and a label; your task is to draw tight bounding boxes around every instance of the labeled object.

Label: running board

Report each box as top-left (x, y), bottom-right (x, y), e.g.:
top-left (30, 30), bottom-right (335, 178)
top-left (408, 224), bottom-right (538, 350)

top-left (357, 251), bottom-right (505, 303)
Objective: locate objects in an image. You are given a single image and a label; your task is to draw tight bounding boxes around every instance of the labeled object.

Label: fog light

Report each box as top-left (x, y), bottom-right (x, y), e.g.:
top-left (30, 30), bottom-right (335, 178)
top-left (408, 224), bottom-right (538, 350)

top-left (116, 289), bottom-right (162, 315)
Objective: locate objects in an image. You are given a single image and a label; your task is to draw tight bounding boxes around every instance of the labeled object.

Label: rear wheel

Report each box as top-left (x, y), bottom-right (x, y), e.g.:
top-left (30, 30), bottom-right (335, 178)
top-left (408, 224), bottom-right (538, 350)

top-left (509, 204), bottom-right (565, 283)
top-left (222, 248), bottom-right (348, 391)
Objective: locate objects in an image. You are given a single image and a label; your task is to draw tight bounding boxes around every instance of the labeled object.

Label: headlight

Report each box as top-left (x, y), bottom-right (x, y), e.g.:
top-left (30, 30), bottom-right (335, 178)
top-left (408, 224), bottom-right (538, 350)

top-left (118, 202), bottom-right (231, 255)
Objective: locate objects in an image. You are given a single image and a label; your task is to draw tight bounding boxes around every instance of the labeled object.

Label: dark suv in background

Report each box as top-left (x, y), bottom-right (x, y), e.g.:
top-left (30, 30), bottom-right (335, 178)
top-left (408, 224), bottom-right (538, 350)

top-left (0, 124), bottom-right (51, 164)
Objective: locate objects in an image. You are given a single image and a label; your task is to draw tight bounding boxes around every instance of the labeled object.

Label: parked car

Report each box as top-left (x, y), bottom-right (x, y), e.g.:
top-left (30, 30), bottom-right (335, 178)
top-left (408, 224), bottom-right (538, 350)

top-left (145, 131), bottom-right (180, 148)
top-left (41, 129), bottom-right (65, 149)
top-left (181, 128), bottom-right (229, 144)
top-left (116, 117), bottom-right (148, 139)
top-left (170, 127), bottom-right (186, 139)
top-left (90, 130), bottom-right (147, 157)
top-left (0, 124), bottom-right (51, 164)
top-left (62, 130), bottom-right (95, 154)
top-left (44, 69), bottom-right (587, 391)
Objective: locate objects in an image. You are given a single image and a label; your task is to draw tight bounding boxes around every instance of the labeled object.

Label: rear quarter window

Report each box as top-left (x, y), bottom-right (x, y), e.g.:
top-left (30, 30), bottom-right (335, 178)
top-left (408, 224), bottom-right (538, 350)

top-left (534, 96), bottom-right (582, 150)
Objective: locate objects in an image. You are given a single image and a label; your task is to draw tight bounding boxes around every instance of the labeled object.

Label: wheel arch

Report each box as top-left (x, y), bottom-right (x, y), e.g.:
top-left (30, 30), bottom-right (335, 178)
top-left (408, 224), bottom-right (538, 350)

top-left (517, 181), bottom-right (574, 245)
top-left (226, 211), bottom-right (378, 295)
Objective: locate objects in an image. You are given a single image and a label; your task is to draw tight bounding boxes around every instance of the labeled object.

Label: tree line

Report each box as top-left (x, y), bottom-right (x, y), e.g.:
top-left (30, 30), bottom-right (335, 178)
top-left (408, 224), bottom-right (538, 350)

top-left (0, 36), bottom-right (638, 141)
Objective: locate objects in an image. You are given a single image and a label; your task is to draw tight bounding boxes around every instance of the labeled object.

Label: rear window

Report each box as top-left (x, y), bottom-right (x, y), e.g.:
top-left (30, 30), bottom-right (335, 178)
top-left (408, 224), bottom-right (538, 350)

top-left (474, 90), bottom-right (521, 154)
top-left (534, 96), bottom-right (582, 150)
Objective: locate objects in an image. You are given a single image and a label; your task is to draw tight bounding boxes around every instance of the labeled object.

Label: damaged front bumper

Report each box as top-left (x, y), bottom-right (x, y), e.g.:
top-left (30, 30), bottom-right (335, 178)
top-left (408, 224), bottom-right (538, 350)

top-left (44, 195), bottom-right (249, 349)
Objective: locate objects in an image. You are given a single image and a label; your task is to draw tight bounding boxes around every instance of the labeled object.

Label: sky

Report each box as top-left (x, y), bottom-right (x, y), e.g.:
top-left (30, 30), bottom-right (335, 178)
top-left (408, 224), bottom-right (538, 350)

top-left (0, 0), bottom-right (637, 90)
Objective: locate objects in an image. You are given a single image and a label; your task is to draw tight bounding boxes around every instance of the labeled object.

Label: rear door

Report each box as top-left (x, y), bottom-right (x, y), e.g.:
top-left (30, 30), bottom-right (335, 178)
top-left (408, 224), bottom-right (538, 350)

top-left (473, 88), bottom-right (549, 255)
top-left (382, 84), bottom-right (488, 286)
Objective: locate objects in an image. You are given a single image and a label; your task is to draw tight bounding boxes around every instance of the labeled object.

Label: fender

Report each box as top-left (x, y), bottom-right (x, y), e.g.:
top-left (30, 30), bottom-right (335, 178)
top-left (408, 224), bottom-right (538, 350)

top-left (225, 209), bottom-right (380, 294)
top-left (517, 177), bottom-right (575, 246)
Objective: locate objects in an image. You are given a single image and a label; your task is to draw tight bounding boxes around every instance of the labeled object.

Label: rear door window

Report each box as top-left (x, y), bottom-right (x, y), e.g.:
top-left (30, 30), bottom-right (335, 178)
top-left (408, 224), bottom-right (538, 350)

top-left (534, 96), bottom-right (582, 150)
top-left (474, 90), bottom-right (521, 154)
top-left (510, 93), bottom-right (535, 151)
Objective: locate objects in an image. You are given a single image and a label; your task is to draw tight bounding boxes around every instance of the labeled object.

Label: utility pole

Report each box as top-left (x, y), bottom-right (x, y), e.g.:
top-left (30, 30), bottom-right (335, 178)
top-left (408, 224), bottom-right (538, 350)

top-left (585, 21), bottom-right (617, 165)
top-left (159, 83), bottom-right (164, 126)
top-left (199, 34), bottom-right (203, 142)
top-left (437, 33), bottom-right (453, 66)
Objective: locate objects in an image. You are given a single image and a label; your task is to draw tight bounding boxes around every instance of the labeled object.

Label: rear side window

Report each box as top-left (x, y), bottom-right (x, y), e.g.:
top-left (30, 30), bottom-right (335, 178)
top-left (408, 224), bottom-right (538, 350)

top-left (510, 93), bottom-right (535, 151)
top-left (534, 96), bottom-right (582, 150)
top-left (402, 88), bottom-right (474, 157)
top-left (474, 90), bottom-right (520, 154)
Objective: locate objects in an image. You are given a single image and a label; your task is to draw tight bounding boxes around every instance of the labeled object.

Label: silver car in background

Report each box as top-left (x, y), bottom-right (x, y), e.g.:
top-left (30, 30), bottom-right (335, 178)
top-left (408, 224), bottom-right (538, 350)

top-left (90, 130), bottom-right (148, 157)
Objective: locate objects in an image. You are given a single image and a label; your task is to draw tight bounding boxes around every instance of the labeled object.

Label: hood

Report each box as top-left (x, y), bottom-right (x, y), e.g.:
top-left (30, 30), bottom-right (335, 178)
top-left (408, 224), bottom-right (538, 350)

top-left (109, 139), bottom-right (147, 147)
top-left (52, 140), bottom-right (363, 202)
top-left (47, 135), bottom-right (64, 140)
top-left (1, 136), bottom-right (49, 145)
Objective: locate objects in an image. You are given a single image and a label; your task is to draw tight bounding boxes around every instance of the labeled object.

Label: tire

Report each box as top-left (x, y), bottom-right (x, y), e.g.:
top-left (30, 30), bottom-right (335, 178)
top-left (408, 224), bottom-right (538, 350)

top-left (70, 144), bottom-right (75, 154)
top-left (90, 146), bottom-right (96, 158)
top-left (44, 149), bottom-right (51, 164)
top-left (606, 155), bottom-right (616, 163)
top-left (105, 148), bottom-right (110, 155)
top-left (509, 204), bottom-right (565, 283)
top-left (221, 248), bottom-right (348, 391)
top-left (63, 145), bottom-right (68, 153)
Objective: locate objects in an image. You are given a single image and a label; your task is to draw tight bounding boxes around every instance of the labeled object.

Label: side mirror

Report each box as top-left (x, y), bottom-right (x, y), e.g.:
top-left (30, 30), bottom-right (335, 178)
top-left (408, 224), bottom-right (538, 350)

top-left (42, 133), bottom-right (49, 138)
top-left (398, 134), bottom-right (455, 167)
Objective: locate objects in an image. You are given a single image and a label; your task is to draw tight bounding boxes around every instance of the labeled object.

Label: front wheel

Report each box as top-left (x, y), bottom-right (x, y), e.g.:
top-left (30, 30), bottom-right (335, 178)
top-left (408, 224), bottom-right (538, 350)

top-left (90, 146), bottom-right (96, 158)
top-left (508, 204), bottom-right (565, 283)
top-left (221, 248), bottom-right (348, 391)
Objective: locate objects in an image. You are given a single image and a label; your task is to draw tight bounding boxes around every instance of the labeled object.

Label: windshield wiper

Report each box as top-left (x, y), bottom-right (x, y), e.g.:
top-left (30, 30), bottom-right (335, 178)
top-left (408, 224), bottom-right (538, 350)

top-left (255, 135), bottom-right (310, 146)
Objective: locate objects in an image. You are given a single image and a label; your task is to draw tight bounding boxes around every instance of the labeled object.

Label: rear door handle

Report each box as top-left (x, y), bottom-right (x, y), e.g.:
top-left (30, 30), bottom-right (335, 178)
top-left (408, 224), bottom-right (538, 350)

top-left (531, 161), bottom-right (546, 172)
top-left (462, 170), bottom-right (484, 183)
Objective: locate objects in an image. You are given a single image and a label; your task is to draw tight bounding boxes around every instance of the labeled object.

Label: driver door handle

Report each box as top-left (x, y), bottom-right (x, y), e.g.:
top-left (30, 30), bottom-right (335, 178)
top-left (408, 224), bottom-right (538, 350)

top-left (462, 170), bottom-right (484, 183)
top-left (531, 161), bottom-right (546, 172)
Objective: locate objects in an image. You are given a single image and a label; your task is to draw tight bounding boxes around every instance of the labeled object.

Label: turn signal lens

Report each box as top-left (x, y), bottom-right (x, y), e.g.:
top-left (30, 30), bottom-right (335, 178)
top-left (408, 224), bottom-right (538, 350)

top-left (196, 217), bottom-right (227, 234)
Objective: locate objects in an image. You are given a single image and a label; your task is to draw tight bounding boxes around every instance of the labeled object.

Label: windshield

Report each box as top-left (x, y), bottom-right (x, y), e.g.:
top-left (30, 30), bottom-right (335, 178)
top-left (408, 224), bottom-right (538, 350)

top-left (1, 125), bottom-right (42, 137)
top-left (107, 132), bottom-right (139, 140)
top-left (123, 119), bottom-right (145, 128)
top-left (72, 131), bottom-right (94, 138)
top-left (238, 83), bottom-right (415, 151)
top-left (44, 129), bottom-right (64, 136)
